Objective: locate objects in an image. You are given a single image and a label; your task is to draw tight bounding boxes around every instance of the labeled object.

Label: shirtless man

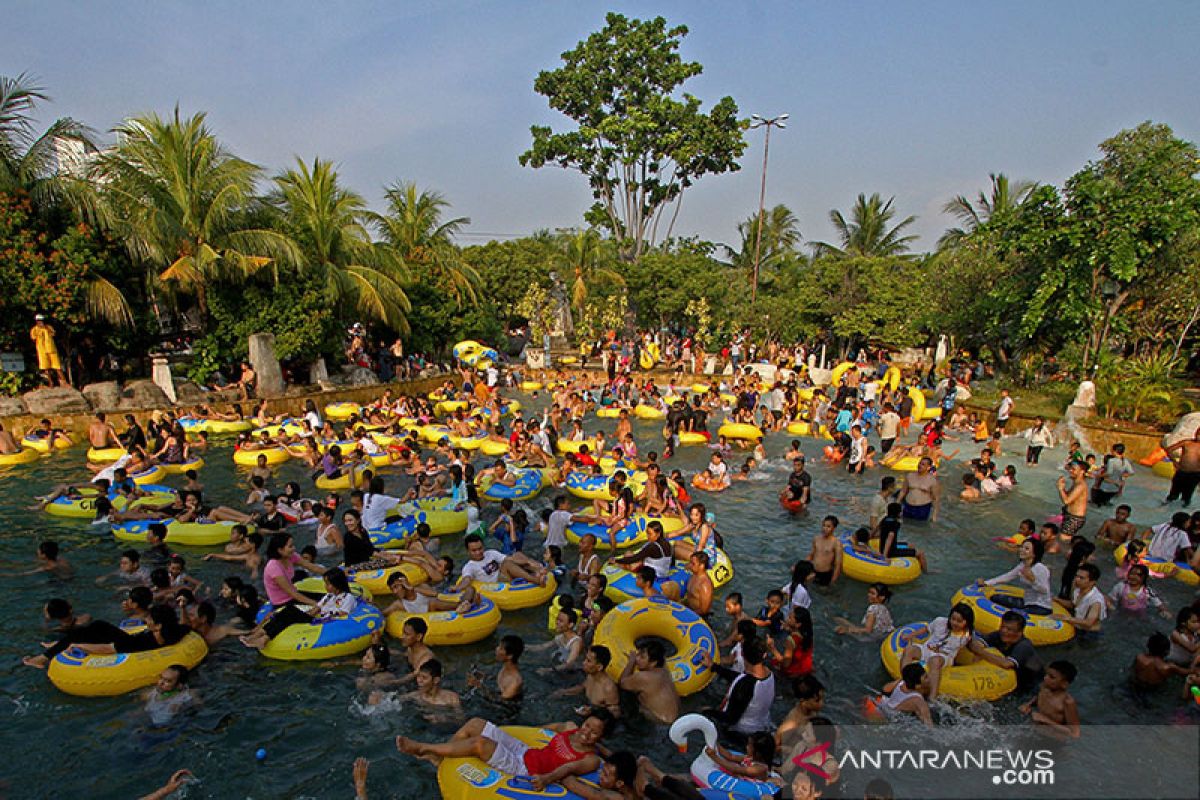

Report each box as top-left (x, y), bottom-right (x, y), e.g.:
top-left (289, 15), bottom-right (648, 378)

top-left (1164, 428), bottom-right (1200, 507)
top-left (806, 516), bottom-right (843, 586)
top-left (1096, 504), bottom-right (1138, 547)
top-left (397, 659), bottom-right (462, 711)
top-left (0, 422), bottom-right (18, 454)
top-left (1053, 461), bottom-right (1089, 554)
top-left (684, 552), bottom-right (714, 616)
top-left (467, 634), bottom-right (525, 703)
top-left (87, 412), bottom-right (121, 450)
top-left (1019, 660), bottom-right (1080, 738)
top-left (395, 618), bottom-right (436, 684)
top-left (554, 645), bottom-right (620, 717)
top-left (618, 641), bottom-right (679, 724)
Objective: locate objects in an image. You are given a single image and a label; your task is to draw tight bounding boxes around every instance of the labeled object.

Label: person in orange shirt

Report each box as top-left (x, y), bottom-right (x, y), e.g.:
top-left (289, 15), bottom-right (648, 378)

top-left (30, 314), bottom-right (65, 387)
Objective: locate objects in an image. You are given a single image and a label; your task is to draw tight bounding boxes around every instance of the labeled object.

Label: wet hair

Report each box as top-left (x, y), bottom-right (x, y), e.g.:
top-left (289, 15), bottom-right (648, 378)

top-left (368, 642), bottom-right (391, 670)
top-left (584, 706), bottom-right (617, 737)
top-left (403, 617), bottom-right (428, 637)
top-left (726, 592), bottom-right (743, 606)
top-left (558, 607), bottom-right (578, 627)
top-left (128, 585), bottom-right (153, 610)
top-left (464, 533), bottom-right (484, 547)
top-left (1077, 562), bottom-right (1100, 583)
top-left (38, 541), bottom-right (60, 560)
top-left (1176, 607), bottom-right (1199, 632)
top-left (1147, 632), bottom-right (1171, 659)
top-left (589, 645), bottom-right (612, 667)
top-left (500, 634), bottom-right (525, 661)
top-left (608, 751), bottom-right (637, 787)
top-left (121, 549), bottom-right (141, 564)
top-left (948, 602), bottom-right (976, 635)
top-left (742, 637), bottom-right (766, 666)
top-left (900, 662), bottom-right (926, 688)
top-left (163, 664), bottom-right (190, 685)
top-left (792, 674), bottom-right (825, 701)
top-left (419, 658), bottom-right (444, 680)
top-left (636, 566), bottom-right (656, 586)
top-left (150, 567), bottom-right (170, 589)
top-left (1047, 659), bottom-right (1077, 683)
top-left (868, 582), bottom-right (892, 603)
top-left (747, 731), bottom-right (777, 764)
top-left (640, 639), bottom-right (666, 667)
top-left (46, 598), bottom-right (72, 619)
top-left (196, 601), bottom-right (216, 624)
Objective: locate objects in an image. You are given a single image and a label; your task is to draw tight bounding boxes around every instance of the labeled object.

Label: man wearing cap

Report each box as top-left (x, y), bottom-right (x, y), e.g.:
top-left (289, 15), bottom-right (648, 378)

top-left (30, 314), bottom-right (65, 387)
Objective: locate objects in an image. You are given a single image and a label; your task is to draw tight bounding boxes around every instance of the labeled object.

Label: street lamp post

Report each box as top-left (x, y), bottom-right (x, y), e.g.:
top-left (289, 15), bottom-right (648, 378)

top-left (749, 113), bottom-right (788, 304)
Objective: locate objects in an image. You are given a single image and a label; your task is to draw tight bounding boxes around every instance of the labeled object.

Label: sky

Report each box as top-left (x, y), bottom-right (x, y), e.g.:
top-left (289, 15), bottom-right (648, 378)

top-left (5, 1), bottom-right (1199, 253)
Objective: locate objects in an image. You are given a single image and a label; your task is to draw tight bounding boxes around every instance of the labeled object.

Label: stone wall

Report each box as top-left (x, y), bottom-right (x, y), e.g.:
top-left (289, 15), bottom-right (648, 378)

top-left (0, 374), bottom-right (451, 441)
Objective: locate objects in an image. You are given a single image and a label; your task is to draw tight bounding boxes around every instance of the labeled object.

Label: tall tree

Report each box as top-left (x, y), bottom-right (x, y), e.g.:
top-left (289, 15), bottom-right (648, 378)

top-left (814, 193), bottom-right (917, 258)
top-left (519, 12), bottom-right (746, 260)
top-left (1065, 122), bottom-right (1200, 368)
top-left (938, 173), bottom-right (1036, 248)
top-left (0, 72), bottom-right (95, 213)
top-left (378, 181), bottom-right (479, 308)
top-left (273, 158), bottom-right (411, 331)
top-left (91, 109), bottom-right (299, 319)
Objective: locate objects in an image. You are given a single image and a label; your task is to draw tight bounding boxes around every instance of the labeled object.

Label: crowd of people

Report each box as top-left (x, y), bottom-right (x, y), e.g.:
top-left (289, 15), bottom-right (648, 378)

top-left (8, 349), bottom-right (1200, 799)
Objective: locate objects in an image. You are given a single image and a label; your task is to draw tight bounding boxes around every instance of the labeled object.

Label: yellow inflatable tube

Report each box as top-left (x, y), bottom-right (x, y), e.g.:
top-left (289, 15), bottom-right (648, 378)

top-left (234, 448), bottom-right (290, 465)
top-left (519, 380), bottom-right (543, 392)
top-left (717, 422), bottom-right (763, 441)
top-left (347, 562), bottom-right (429, 596)
top-left (635, 403), bottom-right (666, 420)
top-left (556, 437), bottom-right (601, 455)
top-left (595, 406), bottom-right (624, 419)
top-left (473, 574), bottom-right (558, 611)
top-left (830, 361), bottom-right (856, 387)
top-left (48, 630), bottom-right (208, 697)
top-left (0, 447), bottom-right (40, 466)
top-left (908, 386), bottom-right (941, 420)
top-left (438, 727), bottom-right (606, 800)
top-left (86, 446), bottom-right (126, 463)
top-left (386, 595), bottom-right (502, 646)
top-left (595, 597), bottom-right (717, 696)
top-left (880, 621), bottom-right (1016, 701)
top-left (952, 583), bottom-right (1074, 646)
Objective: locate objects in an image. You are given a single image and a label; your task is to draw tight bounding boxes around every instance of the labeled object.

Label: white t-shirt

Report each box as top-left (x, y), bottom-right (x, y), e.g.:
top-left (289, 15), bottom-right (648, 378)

top-left (545, 509), bottom-right (573, 548)
top-left (358, 436), bottom-right (381, 455)
top-left (710, 460), bottom-right (728, 480)
top-left (877, 412), bottom-right (900, 440)
top-left (980, 477), bottom-right (1000, 495)
top-left (1073, 585), bottom-right (1107, 624)
top-left (861, 382), bottom-right (879, 403)
top-left (781, 581), bottom-right (812, 609)
top-left (317, 592), bottom-right (358, 617)
top-left (461, 550), bottom-right (506, 583)
top-left (94, 455), bottom-right (133, 484)
top-left (304, 410), bottom-right (322, 429)
top-left (361, 493), bottom-right (402, 530)
top-left (997, 396), bottom-right (1014, 420)
top-left (1147, 523), bottom-right (1190, 562)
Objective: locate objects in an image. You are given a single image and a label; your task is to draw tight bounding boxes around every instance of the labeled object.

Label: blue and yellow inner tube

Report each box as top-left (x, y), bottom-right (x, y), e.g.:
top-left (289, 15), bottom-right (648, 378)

top-left (565, 514), bottom-right (686, 551)
top-left (594, 596), bottom-right (717, 696)
top-left (479, 467), bottom-right (545, 502)
top-left (880, 621), bottom-right (1016, 702)
top-left (951, 583), bottom-right (1074, 646)
top-left (254, 581), bottom-right (383, 660)
top-left (48, 627), bottom-right (208, 697)
top-left (386, 595), bottom-right (502, 646)
top-left (839, 536), bottom-right (922, 585)
top-left (601, 548), bottom-right (734, 603)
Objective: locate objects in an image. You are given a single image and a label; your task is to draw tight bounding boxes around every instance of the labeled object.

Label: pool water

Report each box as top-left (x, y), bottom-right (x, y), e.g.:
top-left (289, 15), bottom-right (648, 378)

top-left (1, 401), bottom-right (1196, 798)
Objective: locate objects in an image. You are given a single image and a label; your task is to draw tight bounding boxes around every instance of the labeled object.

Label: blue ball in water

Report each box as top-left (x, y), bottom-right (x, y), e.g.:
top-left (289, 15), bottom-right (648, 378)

top-left (255, 748), bottom-right (267, 761)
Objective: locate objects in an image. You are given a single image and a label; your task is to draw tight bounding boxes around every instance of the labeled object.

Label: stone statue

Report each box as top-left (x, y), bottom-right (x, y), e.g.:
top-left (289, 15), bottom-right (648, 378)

top-left (547, 271), bottom-right (574, 338)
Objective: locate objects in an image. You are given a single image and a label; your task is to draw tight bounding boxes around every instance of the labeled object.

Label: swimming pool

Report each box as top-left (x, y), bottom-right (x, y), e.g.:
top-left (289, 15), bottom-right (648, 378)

top-left (1, 400), bottom-right (1196, 797)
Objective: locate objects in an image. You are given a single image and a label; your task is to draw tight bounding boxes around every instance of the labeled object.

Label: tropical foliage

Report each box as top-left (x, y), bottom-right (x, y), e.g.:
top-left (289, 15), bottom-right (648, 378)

top-left (1, 14), bottom-right (1197, 426)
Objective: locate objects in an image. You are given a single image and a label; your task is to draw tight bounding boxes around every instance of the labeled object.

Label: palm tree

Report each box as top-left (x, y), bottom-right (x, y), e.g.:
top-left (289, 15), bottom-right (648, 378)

top-left (0, 72), bottom-right (95, 211)
top-left (560, 228), bottom-right (625, 314)
top-left (939, 173), bottom-right (1036, 248)
top-left (90, 108), bottom-right (300, 319)
top-left (814, 193), bottom-right (917, 258)
top-left (723, 204), bottom-right (802, 271)
top-left (378, 182), bottom-right (479, 308)
top-left (273, 158), bottom-right (411, 331)
top-left (0, 74), bottom-right (132, 328)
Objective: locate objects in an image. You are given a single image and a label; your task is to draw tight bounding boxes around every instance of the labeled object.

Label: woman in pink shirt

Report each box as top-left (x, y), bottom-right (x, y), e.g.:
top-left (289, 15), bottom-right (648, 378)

top-left (240, 533), bottom-right (327, 647)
